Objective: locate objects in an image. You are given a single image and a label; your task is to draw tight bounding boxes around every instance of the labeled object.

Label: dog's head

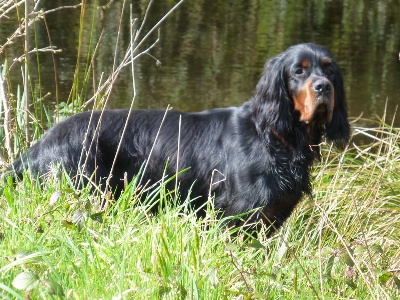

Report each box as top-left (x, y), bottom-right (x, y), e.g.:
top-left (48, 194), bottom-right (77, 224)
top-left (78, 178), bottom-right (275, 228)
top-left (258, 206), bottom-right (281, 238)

top-left (252, 43), bottom-right (350, 149)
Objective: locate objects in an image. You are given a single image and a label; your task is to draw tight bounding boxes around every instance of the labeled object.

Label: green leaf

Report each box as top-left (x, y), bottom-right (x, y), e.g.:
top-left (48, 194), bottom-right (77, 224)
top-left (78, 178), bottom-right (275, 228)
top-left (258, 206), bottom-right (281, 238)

top-left (393, 276), bottom-right (400, 289)
top-left (7, 175), bottom-right (13, 187)
top-left (1, 252), bottom-right (43, 274)
top-left (207, 268), bottom-right (219, 286)
top-left (44, 279), bottom-right (64, 296)
top-left (370, 244), bottom-right (384, 255)
top-left (324, 255), bottom-right (335, 278)
top-left (61, 220), bottom-right (76, 229)
top-left (345, 279), bottom-right (357, 290)
top-left (90, 211), bottom-right (104, 223)
top-left (12, 272), bottom-right (39, 291)
top-left (225, 243), bottom-right (238, 251)
top-left (3, 188), bottom-right (13, 206)
top-left (340, 252), bottom-right (354, 267)
top-left (248, 239), bottom-right (265, 249)
top-left (49, 191), bottom-right (61, 206)
top-left (1, 59), bottom-right (8, 76)
top-left (354, 245), bottom-right (366, 256)
top-left (252, 292), bottom-right (268, 298)
top-left (62, 188), bottom-right (76, 194)
top-left (378, 272), bottom-right (392, 285)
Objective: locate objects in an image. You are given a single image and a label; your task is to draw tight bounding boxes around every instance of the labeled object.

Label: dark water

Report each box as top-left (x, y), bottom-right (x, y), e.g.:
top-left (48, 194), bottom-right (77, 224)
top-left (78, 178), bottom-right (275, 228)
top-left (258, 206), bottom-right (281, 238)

top-left (1, 0), bottom-right (399, 126)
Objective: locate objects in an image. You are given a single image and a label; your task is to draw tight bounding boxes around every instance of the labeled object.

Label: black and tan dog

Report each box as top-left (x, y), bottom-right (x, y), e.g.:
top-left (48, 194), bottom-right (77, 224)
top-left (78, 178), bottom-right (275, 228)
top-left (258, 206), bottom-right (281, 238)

top-left (6, 43), bottom-right (350, 233)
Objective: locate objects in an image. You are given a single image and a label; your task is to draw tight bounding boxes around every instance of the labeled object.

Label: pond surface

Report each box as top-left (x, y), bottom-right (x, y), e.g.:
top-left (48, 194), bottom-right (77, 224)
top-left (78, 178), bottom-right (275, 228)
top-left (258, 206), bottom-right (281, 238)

top-left (1, 0), bottom-right (399, 126)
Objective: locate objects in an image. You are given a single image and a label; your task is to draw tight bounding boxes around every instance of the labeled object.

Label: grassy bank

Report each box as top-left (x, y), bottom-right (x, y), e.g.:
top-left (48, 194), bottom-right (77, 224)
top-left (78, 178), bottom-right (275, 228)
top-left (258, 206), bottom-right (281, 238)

top-left (1, 1), bottom-right (400, 299)
top-left (0, 121), bottom-right (399, 299)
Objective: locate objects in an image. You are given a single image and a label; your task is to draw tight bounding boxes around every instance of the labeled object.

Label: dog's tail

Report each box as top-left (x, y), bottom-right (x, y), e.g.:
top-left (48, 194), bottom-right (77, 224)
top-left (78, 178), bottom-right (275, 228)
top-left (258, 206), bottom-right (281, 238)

top-left (0, 156), bottom-right (24, 181)
top-left (1, 142), bottom-right (42, 181)
top-left (8, 156), bottom-right (25, 178)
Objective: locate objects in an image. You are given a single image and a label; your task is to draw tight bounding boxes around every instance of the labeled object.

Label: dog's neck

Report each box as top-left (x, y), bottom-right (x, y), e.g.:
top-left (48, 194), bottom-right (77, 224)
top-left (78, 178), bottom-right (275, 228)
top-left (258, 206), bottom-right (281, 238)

top-left (269, 127), bottom-right (295, 152)
top-left (269, 125), bottom-right (322, 157)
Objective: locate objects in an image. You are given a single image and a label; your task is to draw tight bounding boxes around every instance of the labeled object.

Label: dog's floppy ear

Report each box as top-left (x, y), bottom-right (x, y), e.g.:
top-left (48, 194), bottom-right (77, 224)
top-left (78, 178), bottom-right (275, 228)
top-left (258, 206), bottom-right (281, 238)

top-left (325, 67), bottom-right (350, 149)
top-left (251, 54), bottom-right (293, 135)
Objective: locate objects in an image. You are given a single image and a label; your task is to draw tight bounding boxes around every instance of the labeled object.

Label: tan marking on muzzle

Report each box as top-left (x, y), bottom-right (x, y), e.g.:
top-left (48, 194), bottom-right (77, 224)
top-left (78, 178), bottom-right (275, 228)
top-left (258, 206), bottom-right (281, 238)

top-left (293, 77), bottom-right (334, 124)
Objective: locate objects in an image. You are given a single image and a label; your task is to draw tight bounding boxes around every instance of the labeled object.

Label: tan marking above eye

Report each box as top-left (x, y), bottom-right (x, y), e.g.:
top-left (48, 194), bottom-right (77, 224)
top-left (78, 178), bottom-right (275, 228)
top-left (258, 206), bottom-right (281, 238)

top-left (321, 57), bottom-right (332, 65)
top-left (301, 60), bottom-right (310, 68)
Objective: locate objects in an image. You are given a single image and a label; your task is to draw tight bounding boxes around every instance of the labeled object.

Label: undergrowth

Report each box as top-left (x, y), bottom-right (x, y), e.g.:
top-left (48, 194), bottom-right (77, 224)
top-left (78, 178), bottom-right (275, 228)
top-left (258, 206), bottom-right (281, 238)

top-left (0, 1), bottom-right (399, 299)
top-left (0, 121), bottom-right (399, 299)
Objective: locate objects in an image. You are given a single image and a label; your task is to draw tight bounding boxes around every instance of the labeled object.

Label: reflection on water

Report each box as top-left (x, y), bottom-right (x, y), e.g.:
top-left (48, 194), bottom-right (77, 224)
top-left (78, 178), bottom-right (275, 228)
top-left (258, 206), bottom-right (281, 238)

top-left (1, 0), bottom-right (399, 125)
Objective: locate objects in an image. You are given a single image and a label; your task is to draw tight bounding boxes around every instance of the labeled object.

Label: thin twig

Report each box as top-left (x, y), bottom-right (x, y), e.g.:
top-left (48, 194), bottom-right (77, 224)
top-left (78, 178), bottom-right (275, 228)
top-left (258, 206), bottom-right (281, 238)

top-left (105, 0), bottom-right (138, 190)
top-left (83, 0), bottom-right (183, 105)
top-left (0, 4), bottom-right (81, 55)
top-left (24, 0), bottom-right (29, 143)
top-left (39, 4), bottom-right (82, 15)
top-left (0, 0), bottom-right (25, 20)
top-left (13, 46), bottom-right (62, 62)
top-left (138, 106), bottom-right (171, 188)
top-left (228, 250), bottom-right (252, 291)
top-left (175, 115), bottom-right (182, 196)
top-left (131, 0), bottom-right (185, 55)
top-left (0, 69), bottom-right (13, 159)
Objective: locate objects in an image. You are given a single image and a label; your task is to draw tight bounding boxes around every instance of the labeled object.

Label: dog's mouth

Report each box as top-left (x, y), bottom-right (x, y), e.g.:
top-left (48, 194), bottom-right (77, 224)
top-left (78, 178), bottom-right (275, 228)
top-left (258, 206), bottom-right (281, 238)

top-left (301, 98), bottom-right (334, 125)
top-left (312, 102), bottom-right (329, 125)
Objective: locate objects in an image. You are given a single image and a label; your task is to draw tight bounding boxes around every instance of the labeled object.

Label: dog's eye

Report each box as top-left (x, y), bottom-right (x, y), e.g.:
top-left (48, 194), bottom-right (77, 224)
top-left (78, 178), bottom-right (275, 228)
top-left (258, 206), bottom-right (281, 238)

top-left (325, 68), bottom-right (335, 76)
top-left (295, 68), bottom-right (304, 75)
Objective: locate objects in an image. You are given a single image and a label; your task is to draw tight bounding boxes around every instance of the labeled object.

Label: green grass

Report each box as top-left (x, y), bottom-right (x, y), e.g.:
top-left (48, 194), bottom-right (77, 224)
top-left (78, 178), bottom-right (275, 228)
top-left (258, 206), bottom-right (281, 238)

top-left (0, 122), bottom-right (399, 299)
top-left (1, 1), bottom-right (400, 299)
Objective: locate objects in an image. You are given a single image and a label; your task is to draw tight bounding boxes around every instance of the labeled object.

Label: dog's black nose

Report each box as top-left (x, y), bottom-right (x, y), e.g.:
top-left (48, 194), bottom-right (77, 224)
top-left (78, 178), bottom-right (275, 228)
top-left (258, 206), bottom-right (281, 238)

top-left (313, 79), bottom-right (332, 94)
